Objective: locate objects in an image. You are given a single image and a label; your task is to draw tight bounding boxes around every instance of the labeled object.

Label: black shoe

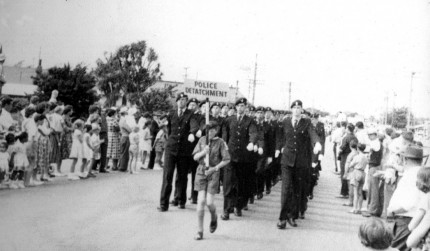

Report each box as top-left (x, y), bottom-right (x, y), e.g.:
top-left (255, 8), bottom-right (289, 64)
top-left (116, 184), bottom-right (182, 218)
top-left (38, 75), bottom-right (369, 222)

top-left (249, 196), bottom-right (254, 204)
top-left (87, 172), bottom-right (97, 178)
top-left (99, 170), bottom-right (110, 173)
top-left (209, 216), bottom-right (218, 233)
top-left (228, 208), bottom-right (234, 214)
top-left (266, 189), bottom-right (271, 195)
top-left (277, 220), bottom-right (286, 229)
top-left (299, 212), bottom-right (305, 219)
top-left (243, 206), bottom-right (248, 211)
top-left (170, 200), bottom-right (179, 206)
top-left (179, 204), bottom-right (185, 209)
top-left (192, 200), bottom-right (197, 204)
top-left (234, 209), bottom-right (242, 217)
top-left (257, 193), bottom-right (263, 200)
top-left (286, 218), bottom-right (297, 227)
top-left (157, 207), bottom-right (168, 212)
top-left (220, 213), bottom-right (229, 221)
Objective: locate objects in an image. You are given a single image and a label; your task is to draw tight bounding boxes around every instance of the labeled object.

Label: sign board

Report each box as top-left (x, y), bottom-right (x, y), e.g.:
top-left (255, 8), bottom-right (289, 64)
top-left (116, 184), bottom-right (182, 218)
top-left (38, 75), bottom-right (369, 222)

top-left (180, 79), bottom-right (231, 103)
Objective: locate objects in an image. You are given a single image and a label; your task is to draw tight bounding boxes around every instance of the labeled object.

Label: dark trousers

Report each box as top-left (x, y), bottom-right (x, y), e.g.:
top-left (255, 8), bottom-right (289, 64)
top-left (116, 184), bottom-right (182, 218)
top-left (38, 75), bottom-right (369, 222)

top-left (99, 132), bottom-right (108, 171)
top-left (279, 166), bottom-right (299, 220)
top-left (147, 138), bottom-right (156, 169)
top-left (333, 143), bottom-right (338, 171)
top-left (339, 154), bottom-right (349, 196)
top-left (367, 166), bottom-right (384, 216)
top-left (272, 157), bottom-right (281, 185)
top-left (298, 167), bottom-right (310, 216)
top-left (248, 160), bottom-right (258, 197)
top-left (256, 157), bottom-right (271, 194)
top-left (91, 159), bottom-right (100, 171)
top-left (160, 153), bottom-right (190, 209)
top-left (235, 161), bottom-right (253, 210)
top-left (391, 217), bottom-right (412, 251)
top-left (223, 163), bottom-right (237, 214)
top-left (189, 160), bottom-right (198, 202)
top-left (118, 136), bottom-right (130, 171)
top-left (309, 163), bottom-right (320, 196)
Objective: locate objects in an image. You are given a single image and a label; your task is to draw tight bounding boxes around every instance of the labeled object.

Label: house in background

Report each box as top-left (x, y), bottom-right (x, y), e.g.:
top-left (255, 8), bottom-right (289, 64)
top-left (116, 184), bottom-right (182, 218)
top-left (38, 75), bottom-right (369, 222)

top-left (0, 65), bottom-right (38, 98)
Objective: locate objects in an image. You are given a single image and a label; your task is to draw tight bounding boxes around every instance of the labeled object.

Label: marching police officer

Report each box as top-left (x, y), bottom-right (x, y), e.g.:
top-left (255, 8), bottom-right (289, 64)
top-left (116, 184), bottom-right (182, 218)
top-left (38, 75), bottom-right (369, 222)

top-left (276, 100), bottom-right (321, 229)
top-left (158, 93), bottom-right (199, 211)
top-left (221, 98), bottom-right (258, 220)
top-left (309, 113), bottom-right (326, 199)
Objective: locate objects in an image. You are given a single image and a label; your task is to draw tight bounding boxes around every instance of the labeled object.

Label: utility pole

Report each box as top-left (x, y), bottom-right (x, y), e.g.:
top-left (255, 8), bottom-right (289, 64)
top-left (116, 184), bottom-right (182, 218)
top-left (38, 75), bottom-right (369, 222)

top-left (407, 72), bottom-right (415, 128)
top-left (288, 82), bottom-right (292, 110)
top-left (183, 67), bottom-right (189, 80)
top-left (235, 80), bottom-right (239, 101)
top-left (252, 54), bottom-right (258, 104)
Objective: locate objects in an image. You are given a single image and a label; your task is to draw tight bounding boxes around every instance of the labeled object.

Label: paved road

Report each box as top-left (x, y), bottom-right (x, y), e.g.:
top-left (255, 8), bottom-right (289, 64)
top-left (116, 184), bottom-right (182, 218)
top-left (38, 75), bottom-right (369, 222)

top-left (1, 148), bottom-right (367, 251)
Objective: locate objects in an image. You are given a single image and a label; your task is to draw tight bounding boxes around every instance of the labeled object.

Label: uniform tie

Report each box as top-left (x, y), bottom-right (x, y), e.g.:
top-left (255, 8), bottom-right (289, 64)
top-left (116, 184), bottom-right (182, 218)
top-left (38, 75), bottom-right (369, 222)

top-left (178, 109), bottom-right (183, 117)
top-left (294, 119), bottom-right (298, 128)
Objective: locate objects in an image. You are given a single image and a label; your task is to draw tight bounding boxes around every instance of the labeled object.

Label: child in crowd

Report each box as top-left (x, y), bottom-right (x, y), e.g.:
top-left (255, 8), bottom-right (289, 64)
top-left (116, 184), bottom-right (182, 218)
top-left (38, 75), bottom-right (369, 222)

top-left (139, 121), bottom-right (152, 168)
top-left (406, 166), bottom-right (430, 250)
top-left (69, 119), bottom-right (84, 180)
top-left (90, 123), bottom-right (104, 174)
top-left (129, 126), bottom-right (140, 174)
top-left (344, 140), bottom-right (358, 207)
top-left (81, 124), bottom-right (94, 178)
top-left (0, 141), bottom-right (10, 189)
top-left (153, 124), bottom-right (167, 168)
top-left (192, 121), bottom-right (230, 240)
top-left (359, 218), bottom-right (398, 251)
top-left (349, 143), bottom-right (368, 214)
top-left (10, 132), bottom-right (29, 189)
top-left (6, 133), bottom-right (18, 188)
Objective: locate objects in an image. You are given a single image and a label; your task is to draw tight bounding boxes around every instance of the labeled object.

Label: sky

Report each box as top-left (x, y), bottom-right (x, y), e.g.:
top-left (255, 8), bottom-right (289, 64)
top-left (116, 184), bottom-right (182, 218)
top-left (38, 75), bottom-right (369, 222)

top-left (1, 0), bottom-right (430, 117)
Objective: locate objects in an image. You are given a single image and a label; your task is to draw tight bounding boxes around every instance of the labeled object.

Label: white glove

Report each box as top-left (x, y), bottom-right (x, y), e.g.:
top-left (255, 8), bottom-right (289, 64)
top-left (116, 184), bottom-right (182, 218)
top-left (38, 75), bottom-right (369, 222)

top-left (253, 145), bottom-right (258, 152)
top-left (247, 143), bottom-right (254, 151)
top-left (258, 147), bottom-right (263, 155)
top-left (267, 157), bottom-right (273, 164)
top-left (318, 154), bottom-right (323, 161)
top-left (312, 163), bottom-right (317, 168)
top-left (188, 134), bottom-right (195, 143)
top-left (313, 142), bottom-right (322, 155)
top-left (281, 147), bottom-right (284, 153)
top-left (275, 150), bottom-right (280, 158)
top-left (196, 130), bottom-right (202, 138)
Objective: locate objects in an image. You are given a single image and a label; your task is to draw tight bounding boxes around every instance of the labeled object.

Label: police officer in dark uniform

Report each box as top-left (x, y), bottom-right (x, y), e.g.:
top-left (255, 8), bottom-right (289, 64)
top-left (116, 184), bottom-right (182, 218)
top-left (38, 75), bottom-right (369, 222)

top-left (244, 105), bottom-right (259, 208)
top-left (309, 113), bottom-right (326, 199)
top-left (158, 93), bottom-right (199, 212)
top-left (271, 110), bottom-right (284, 186)
top-left (221, 98), bottom-right (258, 220)
top-left (276, 100), bottom-right (322, 229)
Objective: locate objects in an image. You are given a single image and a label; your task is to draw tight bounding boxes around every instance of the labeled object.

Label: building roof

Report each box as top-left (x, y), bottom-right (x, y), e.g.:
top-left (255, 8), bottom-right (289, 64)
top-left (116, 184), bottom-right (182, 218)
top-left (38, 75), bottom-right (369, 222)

top-left (1, 83), bottom-right (37, 96)
top-left (2, 65), bottom-right (37, 85)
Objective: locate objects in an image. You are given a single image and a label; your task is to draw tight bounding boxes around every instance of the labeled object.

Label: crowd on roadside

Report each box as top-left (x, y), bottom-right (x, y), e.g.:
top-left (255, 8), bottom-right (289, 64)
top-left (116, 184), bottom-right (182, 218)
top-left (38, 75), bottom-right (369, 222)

top-left (330, 120), bottom-right (430, 250)
top-left (0, 90), bottom-right (171, 189)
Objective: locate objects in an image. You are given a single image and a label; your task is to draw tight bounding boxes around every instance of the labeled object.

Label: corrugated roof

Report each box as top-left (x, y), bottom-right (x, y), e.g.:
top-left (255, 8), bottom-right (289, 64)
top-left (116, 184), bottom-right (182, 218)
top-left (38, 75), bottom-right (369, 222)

top-left (2, 83), bottom-right (37, 96)
top-left (2, 66), bottom-right (37, 85)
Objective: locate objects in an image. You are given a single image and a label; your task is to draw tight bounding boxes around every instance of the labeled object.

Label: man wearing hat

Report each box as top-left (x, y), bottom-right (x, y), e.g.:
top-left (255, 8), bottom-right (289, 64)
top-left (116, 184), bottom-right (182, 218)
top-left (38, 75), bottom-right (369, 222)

top-left (276, 100), bottom-right (321, 229)
top-left (387, 144), bottom-right (428, 250)
top-left (221, 97), bottom-right (258, 220)
top-left (158, 92), bottom-right (199, 211)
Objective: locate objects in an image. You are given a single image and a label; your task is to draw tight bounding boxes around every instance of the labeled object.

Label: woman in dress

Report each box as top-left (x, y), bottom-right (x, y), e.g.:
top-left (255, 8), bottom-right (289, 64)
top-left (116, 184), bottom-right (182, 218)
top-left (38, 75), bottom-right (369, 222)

top-left (106, 109), bottom-right (120, 170)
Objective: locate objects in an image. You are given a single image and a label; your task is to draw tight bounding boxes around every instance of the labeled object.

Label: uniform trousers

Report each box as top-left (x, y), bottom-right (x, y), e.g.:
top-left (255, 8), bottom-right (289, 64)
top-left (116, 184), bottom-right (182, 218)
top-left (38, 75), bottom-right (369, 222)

top-left (279, 166), bottom-right (300, 221)
top-left (99, 132), bottom-right (108, 171)
top-left (248, 159), bottom-right (258, 199)
top-left (271, 157), bottom-right (281, 185)
top-left (339, 154), bottom-right (349, 196)
top-left (298, 167), bottom-right (310, 216)
top-left (223, 163), bottom-right (237, 214)
top-left (118, 136), bottom-right (130, 171)
top-left (309, 162), bottom-right (320, 197)
top-left (147, 138), bottom-right (156, 169)
top-left (233, 161), bottom-right (252, 211)
top-left (256, 157), bottom-right (272, 194)
top-left (160, 153), bottom-right (190, 209)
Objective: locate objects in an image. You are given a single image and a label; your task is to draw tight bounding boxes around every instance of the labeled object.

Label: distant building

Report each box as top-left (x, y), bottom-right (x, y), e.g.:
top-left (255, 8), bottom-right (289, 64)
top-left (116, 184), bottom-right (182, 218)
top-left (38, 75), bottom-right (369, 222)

top-left (1, 65), bottom-right (38, 97)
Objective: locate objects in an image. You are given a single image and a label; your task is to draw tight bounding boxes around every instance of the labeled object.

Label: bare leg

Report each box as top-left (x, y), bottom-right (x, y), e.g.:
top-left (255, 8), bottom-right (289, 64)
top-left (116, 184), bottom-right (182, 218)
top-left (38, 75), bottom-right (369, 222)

top-left (197, 190), bottom-right (206, 233)
top-left (128, 152), bottom-right (133, 173)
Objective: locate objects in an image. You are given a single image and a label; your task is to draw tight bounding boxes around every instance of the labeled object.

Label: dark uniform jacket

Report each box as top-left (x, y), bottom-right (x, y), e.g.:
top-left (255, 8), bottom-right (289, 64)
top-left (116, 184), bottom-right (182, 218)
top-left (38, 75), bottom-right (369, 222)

top-left (222, 114), bottom-right (258, 163)
top-left (199, 114), bottom-right (224, 138)
top-left (276, 117), bottom-right (320, 168)
top-left (165, 108), bottom-right (199, 157)
top-left (314, 121), bottom-right (326, 155)
top-left (255, 119), bottom-right (276, 158)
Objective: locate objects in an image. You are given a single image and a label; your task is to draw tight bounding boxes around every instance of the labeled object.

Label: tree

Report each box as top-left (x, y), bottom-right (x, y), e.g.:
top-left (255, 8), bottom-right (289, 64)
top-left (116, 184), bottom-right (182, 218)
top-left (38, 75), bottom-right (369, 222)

top-left (33, 64), bottom-right (99, 118)
top-left (94, 40), bottom-right (163, 107)
top-left (129, 85), bottom-right (174, 112)
top-left (384, 107), bottom-right (413, 129)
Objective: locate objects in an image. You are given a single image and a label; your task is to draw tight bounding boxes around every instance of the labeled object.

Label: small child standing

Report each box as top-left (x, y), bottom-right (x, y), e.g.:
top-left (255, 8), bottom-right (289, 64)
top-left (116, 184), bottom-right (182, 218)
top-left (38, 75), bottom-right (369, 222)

top-left (343, 140), bottom-right (358, 207)
top-left (358, 218), bottom-right (398, 251)
top-left (6, 133), bottom-right (18, 189)
top-left (11, 132), bottom-right (30, 189)
top-left (69, 119), bottom-right (85, 180)
top-left (129, 126), bottom-right (140, 174)
top-left (192, 121), bottom-right (230, 240)
top-left (89, 123), bottom-right (104, 174)
top-left (349, 143), bottom-right (369, 214)
top-left (153, 125), bottom-right (167, 169)
top-left (0, 141), bottom-right (10, 189)
top-left (139, 121), bottom-right (152, 168)
top-left (81, 124), bottom-right (94, 179)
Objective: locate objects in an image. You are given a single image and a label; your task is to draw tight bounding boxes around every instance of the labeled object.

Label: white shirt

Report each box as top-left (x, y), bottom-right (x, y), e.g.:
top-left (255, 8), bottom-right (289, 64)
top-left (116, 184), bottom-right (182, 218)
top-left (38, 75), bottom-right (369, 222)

top-left (22, 114), bottom-right (37, 141)
top-left (332, 127), bottom-right (345, 144)
top-left (388, 165), bottom-right (424, 217)
top-left (355, 129), bottom-right (368, 145)
top-left (48, 113), bottom-right (64, 133)
top-left (0, 108), bottom-right (16, 130)
top-left (369, 138), bottom-right (381, 152)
